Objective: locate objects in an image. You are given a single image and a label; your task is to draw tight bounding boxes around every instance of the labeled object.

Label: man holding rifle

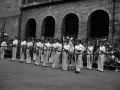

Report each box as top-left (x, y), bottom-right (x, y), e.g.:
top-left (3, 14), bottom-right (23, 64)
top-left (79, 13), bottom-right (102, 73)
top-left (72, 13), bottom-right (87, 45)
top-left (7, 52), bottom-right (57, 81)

top-left (74, 40), bottom-right (85, 73)
top-left (12, 37), bottom-right (18, 61)
top-left (20, 38), bottom-right (26, 62)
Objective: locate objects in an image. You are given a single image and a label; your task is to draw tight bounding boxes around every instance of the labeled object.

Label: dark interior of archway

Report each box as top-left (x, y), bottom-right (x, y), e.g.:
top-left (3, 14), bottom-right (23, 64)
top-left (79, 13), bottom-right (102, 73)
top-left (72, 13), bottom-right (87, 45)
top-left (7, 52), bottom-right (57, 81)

top-left (25, 19), bottom-right (36, 39)
top-left (44, 17), bottom-right (55, 38)
top-left (90, 10), bottom-right (109, 38)
top-left (64, 14), bottom-right (79, 37)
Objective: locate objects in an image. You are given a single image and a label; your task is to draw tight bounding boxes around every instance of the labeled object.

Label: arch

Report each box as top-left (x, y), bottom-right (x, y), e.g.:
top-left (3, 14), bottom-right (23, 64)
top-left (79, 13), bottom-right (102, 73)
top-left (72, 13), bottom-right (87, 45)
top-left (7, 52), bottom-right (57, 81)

top-left (87, 10), bottom-right (109, 38)
top-left (25, 18), bottom-right (36, 39)
top-left (41, 16), bottom-right (55, 38)
top-left (62, 13), bottom-right (79, 38)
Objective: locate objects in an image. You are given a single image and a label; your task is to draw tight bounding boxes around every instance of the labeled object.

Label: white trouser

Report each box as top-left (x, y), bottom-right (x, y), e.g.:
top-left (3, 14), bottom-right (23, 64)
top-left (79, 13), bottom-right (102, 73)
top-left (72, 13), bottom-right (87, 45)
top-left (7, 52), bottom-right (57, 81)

top-left (87, 55), bottom-right (93, 69)
top-left (62, 52), bottom-right (68, 70)
top-left (26, 49), bottom-right (31, 63)
top-left (12, 47), bottom-right (17, 60)
top-left (76, 54), bottom-right (83, 72)
top-left (52, 51), bottom-right (60, 68)
top-left (0, 47), bottom-right (5, 59)
top-left (20, 48), bottom-right (25, 62)
top-left (35, 49), bottom-right (40, 65)
top-left (98, 54), bottom-right (105, 71)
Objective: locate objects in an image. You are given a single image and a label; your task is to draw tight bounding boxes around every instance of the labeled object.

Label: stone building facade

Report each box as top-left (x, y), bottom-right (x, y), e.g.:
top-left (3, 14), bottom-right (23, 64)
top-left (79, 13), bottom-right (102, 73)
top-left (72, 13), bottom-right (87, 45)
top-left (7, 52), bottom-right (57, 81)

top-left (0, 0), bottom-right (22, 38)
top-left (0, 0), bottom-right (120, 43)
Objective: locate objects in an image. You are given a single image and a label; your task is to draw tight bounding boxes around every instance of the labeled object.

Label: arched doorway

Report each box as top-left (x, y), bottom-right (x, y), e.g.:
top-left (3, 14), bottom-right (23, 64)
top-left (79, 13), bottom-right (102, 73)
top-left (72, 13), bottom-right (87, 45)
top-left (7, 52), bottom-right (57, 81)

top-left (25, 18), bottom-right (36, 39)
top-left (62, 13), bottom-right (79, 38)
top-left (41, 16), bottom-right (55, 38)
top-left (88, 10), bottom-right (109, 38)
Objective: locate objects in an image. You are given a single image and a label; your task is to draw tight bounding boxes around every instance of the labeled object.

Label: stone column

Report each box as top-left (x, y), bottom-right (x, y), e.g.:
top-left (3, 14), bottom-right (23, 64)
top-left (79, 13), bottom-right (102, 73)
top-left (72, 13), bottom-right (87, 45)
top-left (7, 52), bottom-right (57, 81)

top-left (78, 22), bottom-right (87, 42)
top-left (54, 24), bottom-right (62, 40)
top-left (108, 20), bottom-right (113, 42)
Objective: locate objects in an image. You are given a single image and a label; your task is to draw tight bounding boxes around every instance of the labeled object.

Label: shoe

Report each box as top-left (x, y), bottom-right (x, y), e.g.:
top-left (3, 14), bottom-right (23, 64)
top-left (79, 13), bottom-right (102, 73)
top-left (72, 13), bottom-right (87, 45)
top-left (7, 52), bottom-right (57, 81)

top-left (100, 69), bottom-right (103, 72)
top-left (89, 68), bottom-right (92, 70)
top-left (74, 71), bottom-right (80, 74)
top-left (19, 61), bottom-right (23, 63)
top-left (115, 69), bottom-right (118, 72)
top-left (62, 68), bottom-right (67, 71)
top-left (42, 65), bottom-right (48, 67)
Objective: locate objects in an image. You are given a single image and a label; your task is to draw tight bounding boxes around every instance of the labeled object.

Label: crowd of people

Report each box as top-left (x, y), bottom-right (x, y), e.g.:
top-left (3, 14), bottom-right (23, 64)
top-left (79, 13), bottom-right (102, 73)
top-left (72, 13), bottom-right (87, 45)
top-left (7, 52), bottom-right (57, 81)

top-left (0, 36), bottom-right (120, 74)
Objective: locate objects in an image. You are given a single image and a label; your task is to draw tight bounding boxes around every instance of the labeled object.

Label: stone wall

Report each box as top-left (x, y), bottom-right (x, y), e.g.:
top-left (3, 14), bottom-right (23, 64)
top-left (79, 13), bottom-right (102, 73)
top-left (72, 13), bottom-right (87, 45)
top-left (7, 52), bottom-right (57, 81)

top-left (0, 0), bottom-right (21, 38)
top-left (113, 0), bottom-right (120, 43)
top-left (21, 0), bottom-right (115, 41)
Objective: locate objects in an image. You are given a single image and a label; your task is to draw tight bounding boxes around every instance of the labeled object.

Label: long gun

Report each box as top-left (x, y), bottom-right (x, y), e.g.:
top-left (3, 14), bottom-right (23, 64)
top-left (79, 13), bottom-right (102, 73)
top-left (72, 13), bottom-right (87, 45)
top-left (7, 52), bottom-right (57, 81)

top-left (42, 38), bottom-right (45, 55)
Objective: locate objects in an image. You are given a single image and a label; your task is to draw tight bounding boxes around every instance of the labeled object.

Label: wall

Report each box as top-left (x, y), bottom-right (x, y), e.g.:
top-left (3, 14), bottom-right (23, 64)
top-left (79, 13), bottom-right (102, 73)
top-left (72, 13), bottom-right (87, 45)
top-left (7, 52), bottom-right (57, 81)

top-left (0, 0), bottom-right (22, 38)
top-left (21, 0), bottom-right (114, 41)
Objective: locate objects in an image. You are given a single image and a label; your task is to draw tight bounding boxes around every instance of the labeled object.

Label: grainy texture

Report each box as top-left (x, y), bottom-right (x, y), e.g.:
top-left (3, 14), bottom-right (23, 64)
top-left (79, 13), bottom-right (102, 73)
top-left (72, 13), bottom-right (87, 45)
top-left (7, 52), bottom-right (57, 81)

top-left (0, 0), bottom-right (120, 40)
top-left (0, 58), bottom-right (120, 90)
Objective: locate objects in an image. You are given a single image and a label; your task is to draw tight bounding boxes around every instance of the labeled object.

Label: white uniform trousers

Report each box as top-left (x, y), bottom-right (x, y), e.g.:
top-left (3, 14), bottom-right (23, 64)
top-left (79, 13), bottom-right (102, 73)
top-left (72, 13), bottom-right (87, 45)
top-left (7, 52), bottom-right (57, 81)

top-left (76, 54), bottom-right (83, 72)
top-left (33, 53), bottom-right (36, 61)
top-left (41, 50), bottom-right (44, 62)
top-left (87, 54), bottom-right (93, 69)
top-left (52, 51), bottom-right (60, 68)
top-left (12, 47), bottom-right (17, 60)
top-left (20, 48), bottom-right (25, 62)
top-left (43, 50), bottom-right (49, 66)
top-left (98, 54), bottom-right (105, 71)
top-left (35, 49), bottom-right (40, 65)
top-left (0, 47), bottom-right (5, 59)
top-left (62, 52), bottom-right (68, 70)
top-left (49, 51), bottom-right (55, 63)
top-left (26, 49), bottom-right (31, 63)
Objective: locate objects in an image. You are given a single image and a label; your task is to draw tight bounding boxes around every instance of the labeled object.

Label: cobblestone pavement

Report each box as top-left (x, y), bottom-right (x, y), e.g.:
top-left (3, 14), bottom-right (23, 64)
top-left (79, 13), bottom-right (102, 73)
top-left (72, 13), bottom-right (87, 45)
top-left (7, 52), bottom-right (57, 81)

top-left (0, 58), bottom-right (120, 90)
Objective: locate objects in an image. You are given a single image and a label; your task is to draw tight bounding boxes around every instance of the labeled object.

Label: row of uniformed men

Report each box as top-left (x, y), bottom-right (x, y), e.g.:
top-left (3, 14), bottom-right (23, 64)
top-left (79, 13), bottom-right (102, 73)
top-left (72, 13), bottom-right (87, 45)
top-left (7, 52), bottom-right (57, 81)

top-left (0, 37), bottom-right (106, 73)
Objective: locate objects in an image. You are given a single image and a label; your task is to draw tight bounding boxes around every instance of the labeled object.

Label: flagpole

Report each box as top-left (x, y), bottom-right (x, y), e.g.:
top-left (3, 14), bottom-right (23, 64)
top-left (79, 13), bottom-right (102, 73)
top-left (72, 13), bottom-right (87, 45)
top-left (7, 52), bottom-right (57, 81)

top-left (1, 22), bottom-right (5, 42)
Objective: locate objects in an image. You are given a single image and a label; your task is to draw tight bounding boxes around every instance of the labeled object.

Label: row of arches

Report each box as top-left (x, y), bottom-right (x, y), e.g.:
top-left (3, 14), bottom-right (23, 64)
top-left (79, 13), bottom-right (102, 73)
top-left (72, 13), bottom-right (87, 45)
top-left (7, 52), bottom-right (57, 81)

top-left (25, 10), bottom-right (109, 39)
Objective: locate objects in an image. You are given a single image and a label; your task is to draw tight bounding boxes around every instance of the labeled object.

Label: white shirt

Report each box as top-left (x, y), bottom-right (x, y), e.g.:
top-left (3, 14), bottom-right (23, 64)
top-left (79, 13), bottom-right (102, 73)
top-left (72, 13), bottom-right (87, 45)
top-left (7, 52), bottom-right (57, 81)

top-left (87, 46), bottom-right (94, 54)
top-left (27, 42), bottom-right (33, 47)
top-left (13, 39), bottom-right (18, 45)
top-left (1, 41), bottom-right (7, 47)
top-left (75, 45), bottom-right (80, 50)
top-left (56, 43), bottom-right (62, 51)
top-left (45, 42), bottom-right (51, 48)
top-left (64, 44), bottom-right (70, 50)
top-left (53, 43), bottom-right (58, 48)
top-left (79, 44), bottom-right (85, 52)
top-left (99, 46), bottom-right (106, 53)
top-left (21, 41), bottom-right (26, 46)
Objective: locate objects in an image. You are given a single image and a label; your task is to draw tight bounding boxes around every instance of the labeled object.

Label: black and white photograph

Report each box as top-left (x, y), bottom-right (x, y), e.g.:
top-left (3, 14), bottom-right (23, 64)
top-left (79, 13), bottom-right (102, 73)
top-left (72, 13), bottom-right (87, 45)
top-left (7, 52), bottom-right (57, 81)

top-left (0, 0), bottom-right (120, 90)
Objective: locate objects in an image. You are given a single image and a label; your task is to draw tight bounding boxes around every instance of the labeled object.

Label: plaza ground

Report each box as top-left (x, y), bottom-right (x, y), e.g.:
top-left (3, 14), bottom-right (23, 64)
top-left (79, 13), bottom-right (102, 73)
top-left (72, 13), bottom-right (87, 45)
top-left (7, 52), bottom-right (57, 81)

top-left (0, 58), bottom-right (120, 90)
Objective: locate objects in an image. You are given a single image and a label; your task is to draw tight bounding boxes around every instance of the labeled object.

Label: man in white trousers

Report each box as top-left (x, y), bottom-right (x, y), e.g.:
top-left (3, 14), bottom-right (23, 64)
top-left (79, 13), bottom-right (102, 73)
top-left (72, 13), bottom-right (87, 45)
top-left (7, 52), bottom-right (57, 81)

top-left (0, 40), bottom-right (7, 59)
top-left (98, 42), bottom-right (106, 72)
top-left (20, 38), bottom-right (26, 62)
top-left (87, 42), bottom-right (94, 70)
top-left (12, 37), bottom-right (18, 61)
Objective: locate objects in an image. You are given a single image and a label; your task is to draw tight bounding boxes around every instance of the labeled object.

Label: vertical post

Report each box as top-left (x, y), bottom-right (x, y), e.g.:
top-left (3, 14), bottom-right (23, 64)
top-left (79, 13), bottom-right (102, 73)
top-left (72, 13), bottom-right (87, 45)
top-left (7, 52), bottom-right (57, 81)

top-left (1, 21), bottom-right (5, 42)
top-left (61, 25), bottom-right (64, 63)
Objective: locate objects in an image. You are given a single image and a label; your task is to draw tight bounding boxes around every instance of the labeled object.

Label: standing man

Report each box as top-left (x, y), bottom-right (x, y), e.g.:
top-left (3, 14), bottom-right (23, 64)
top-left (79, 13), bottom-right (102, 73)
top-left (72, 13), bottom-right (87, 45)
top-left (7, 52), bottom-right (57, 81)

top-left (12, 37), bottom-right (18, 61)
top-left (20, 38), bottom-right (26, 62)
top-left (52, 39), bottom-right (62, 68)
top-left (0, 39), bottom-right (7, 59)
top-left (74, 40), bottom-right (85, 73)
top-left (26, 38), bottom-right (33, 64)
top-left (43, 38), bottom-right (51, 67)
top-left (97, 42), bottom-right (106, 71)
top-left (62, 39), bottom-right (70, 71)
top-left (87, 42), bottom-right (94, 70)
top-left (35, 39), bottom-right (42, 65)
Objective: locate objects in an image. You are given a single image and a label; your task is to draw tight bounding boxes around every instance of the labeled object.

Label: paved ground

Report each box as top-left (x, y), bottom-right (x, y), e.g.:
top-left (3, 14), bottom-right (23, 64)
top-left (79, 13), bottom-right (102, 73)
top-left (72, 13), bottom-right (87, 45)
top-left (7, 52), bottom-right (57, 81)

top-left (0, 58), bottom-right (120, 90)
